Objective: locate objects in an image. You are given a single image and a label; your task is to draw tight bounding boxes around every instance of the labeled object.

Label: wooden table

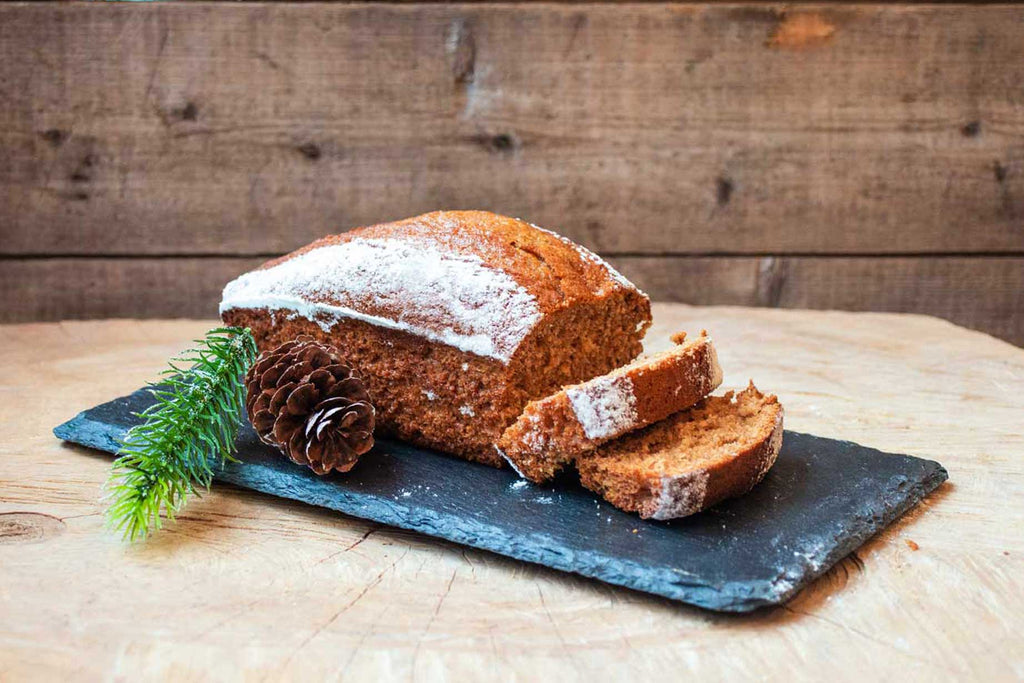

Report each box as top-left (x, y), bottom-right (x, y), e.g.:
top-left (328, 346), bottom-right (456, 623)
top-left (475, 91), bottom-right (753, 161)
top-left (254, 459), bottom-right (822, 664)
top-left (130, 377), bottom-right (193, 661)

top-left (2, 305), bottom-right (1021, 680)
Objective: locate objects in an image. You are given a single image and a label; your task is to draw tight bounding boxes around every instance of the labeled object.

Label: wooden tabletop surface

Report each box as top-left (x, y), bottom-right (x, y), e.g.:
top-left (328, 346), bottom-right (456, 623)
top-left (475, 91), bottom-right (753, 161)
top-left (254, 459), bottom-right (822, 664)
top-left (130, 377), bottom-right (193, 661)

top-left (1, 304), bottom-right (1021, 681)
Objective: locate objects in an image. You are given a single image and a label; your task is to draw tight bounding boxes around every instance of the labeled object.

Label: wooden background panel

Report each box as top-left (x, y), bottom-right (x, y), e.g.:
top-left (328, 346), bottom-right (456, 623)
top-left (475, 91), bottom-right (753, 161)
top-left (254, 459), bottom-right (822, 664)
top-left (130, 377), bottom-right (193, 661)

top-left (616, 256), bottom-right (1024, 346)
top-left (5, 256), bottom-right (1022, 347)
top-left (1, 3), bottom-right (1023, 256)
top-left (0, 258), bottom-right (262, 322)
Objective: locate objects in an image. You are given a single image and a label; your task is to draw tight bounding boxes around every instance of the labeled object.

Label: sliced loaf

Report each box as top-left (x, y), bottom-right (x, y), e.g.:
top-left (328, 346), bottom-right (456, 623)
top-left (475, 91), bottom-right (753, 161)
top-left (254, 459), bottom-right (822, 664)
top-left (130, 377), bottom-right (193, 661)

top-left (496, 331), bottom-right (723, 482)
top-left (576, 383), bottom-right (783, 520)
top-left (220, 211), bottom-right (651, 466)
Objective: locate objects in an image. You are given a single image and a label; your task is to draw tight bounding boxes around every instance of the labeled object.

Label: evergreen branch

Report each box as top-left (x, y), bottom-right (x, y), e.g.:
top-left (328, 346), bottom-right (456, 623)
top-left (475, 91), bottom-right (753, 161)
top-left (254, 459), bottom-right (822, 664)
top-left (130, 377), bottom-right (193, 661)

top-left (104, 327), bottom-right (258, 541)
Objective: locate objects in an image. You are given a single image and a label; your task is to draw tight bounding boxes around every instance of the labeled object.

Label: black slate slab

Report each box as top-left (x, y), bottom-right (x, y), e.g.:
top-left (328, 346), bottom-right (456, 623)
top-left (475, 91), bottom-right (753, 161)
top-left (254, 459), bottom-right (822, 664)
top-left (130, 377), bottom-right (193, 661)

top-left (54, 386), bottom-right (947, 612)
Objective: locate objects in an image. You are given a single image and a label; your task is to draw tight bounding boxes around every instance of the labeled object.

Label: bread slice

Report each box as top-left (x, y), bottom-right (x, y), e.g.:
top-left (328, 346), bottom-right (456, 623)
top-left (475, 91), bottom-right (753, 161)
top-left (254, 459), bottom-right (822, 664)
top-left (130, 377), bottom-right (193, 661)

top-left (496, 331), bottom-right (723, 482)
top-left (576, 383), bottom-right (783, 520)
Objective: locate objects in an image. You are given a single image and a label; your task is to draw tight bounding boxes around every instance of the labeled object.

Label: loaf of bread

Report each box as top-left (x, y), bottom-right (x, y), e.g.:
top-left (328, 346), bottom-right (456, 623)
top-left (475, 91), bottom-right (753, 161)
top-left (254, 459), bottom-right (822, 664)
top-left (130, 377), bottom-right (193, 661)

top-left (576, 383), bottom-right (783, 520)
top-left (496, 331), bottom-right (722, 483)
top-left (220, 211), bottom-right (652, 466)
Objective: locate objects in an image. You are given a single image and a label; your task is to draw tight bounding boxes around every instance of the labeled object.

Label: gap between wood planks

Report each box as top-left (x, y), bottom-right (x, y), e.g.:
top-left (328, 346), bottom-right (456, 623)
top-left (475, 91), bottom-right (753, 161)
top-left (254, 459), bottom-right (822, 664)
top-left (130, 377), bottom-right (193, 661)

top-left (3, 254), bottom-right (1023, 348)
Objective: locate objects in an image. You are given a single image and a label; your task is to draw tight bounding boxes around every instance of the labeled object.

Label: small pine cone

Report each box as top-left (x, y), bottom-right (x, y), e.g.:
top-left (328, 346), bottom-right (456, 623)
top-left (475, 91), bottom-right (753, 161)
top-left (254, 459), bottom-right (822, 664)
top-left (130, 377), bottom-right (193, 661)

top-left (245, 336), bottom-right (375, 475)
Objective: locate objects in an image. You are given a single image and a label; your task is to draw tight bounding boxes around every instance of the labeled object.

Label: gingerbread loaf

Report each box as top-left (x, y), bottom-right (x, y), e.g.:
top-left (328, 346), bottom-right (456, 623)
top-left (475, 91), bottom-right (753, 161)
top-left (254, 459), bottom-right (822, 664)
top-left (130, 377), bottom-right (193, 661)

top-left (496, 331), bottom-right (723, 483)
top-left (220, 211), bottom-right (652, 466)
top-left (576, 383), bottom-right (783, 520)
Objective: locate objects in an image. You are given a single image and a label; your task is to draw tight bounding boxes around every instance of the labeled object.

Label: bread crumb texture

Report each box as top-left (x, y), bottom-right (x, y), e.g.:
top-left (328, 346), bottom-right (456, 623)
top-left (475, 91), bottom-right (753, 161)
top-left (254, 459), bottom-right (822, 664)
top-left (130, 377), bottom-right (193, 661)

top-left (497, 332), bottom-right (723, 482)
top-left (222, 211), bottom-right (651, 465)
top-left (577, 383), bottom-right (784, 519)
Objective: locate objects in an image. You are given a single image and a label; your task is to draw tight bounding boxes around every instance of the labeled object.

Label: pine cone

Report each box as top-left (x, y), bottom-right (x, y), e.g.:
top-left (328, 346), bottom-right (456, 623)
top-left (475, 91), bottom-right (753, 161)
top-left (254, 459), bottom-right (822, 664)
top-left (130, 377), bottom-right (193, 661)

top-left (245, 336), bottom-right (375, 475)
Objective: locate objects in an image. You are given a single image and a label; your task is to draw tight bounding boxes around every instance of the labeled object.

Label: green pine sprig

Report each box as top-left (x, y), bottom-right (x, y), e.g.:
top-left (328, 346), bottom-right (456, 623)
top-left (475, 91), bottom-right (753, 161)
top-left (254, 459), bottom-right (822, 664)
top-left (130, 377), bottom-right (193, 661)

top-left (105, 327), bottom-right (258, 541)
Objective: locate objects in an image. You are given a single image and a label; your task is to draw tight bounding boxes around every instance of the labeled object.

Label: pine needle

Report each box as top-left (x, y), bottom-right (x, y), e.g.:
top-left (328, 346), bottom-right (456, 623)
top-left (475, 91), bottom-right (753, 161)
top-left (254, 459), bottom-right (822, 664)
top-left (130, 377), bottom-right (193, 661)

top-left (104, 327), bottom-right (258, 541)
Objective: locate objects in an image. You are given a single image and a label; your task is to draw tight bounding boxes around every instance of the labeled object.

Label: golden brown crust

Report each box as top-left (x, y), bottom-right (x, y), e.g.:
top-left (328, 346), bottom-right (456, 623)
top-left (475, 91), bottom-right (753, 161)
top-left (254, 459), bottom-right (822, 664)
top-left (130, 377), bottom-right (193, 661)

top-left (258, 210), bottom-right (646, 323)
top-left (497, 332), bottom-right (723, 482)
top-left (223, 211), bottom-right (652, 465)
top-left (576, 384), bottom-right (783, 519)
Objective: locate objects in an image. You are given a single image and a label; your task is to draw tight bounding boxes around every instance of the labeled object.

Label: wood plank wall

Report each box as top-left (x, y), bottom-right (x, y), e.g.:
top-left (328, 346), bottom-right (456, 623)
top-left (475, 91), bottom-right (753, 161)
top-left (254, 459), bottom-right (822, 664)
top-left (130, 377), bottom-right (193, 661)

top-left (1, 4), bottom-right (1022, 346)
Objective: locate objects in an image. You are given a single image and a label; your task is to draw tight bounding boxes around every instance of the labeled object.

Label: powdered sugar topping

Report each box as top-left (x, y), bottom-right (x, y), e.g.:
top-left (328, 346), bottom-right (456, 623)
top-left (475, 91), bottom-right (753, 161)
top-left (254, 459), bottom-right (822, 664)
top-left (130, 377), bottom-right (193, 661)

top-left (566, 375), bottom-right (638, 440)
top-left (520, 420), bottom-right (550, 454)
top-left (495, 445), bottom-right (529, 479)
top-left (220, 238), bottom-right (543, 363)
top-left (651, 471), bottom-right (709, 520)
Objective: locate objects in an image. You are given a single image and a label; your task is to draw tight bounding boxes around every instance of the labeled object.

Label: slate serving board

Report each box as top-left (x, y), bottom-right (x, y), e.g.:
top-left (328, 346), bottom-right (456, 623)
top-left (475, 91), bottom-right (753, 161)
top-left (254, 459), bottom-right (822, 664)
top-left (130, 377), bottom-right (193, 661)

top-left (54, 386), bottom-right (947, 612)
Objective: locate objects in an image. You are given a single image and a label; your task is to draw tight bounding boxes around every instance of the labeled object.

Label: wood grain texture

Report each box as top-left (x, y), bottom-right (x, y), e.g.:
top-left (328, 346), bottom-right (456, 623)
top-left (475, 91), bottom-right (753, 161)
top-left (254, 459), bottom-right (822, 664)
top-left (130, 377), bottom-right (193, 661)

top-left (614, 255), bottom-right (1024, 347)
top-left (1, 3), bottom-right (1023, 256)
top-left (0, 258), bottom-right (262, 321)
top-left (4, 256), bottom-right (1022, 347)
top-left (0, 311), bottom-right (1021, 680)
